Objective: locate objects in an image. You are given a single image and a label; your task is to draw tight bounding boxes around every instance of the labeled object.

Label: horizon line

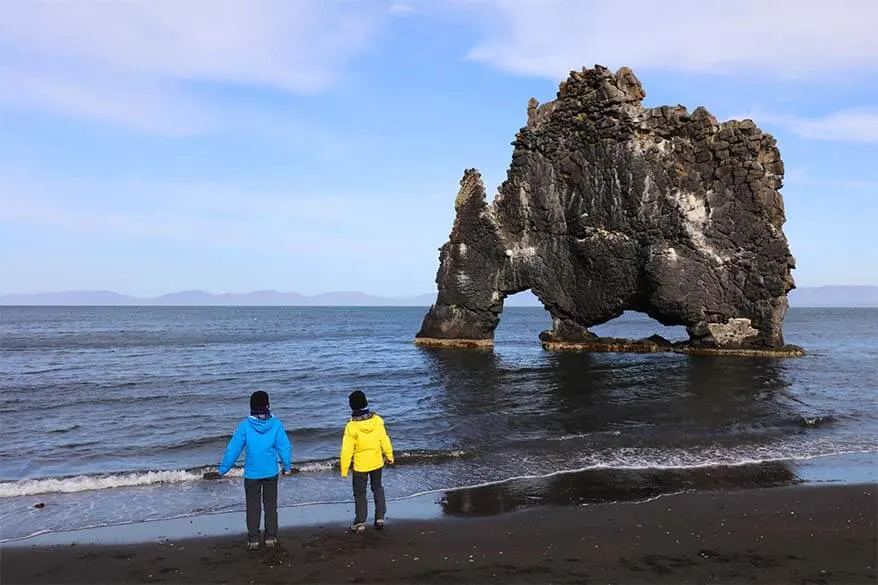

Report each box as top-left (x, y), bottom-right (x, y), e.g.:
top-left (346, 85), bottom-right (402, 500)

top-left (2, 284), bottom-right (877, 298)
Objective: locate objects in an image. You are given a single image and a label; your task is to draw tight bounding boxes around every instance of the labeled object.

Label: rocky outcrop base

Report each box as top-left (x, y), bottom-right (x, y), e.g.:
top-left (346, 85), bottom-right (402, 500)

top-left (413, 337), bottom-right (494, 349)
top-left (541, 337), bottom-right (805, 357)
top-left (677, 345), bottom-right (805, 357)
top-left (541, 338), bottom-right (672, 353)
top-left (415, 332), bottom-right (805, 356)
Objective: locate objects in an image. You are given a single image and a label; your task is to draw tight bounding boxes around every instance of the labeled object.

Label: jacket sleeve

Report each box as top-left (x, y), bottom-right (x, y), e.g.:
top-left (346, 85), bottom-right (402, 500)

top-left (380, 419), bottom-right (394, 464)
top-left (275, 422), bottom-right (292, 473)
top-left (339, 423), bottom-right (355, 478)
top-left (219, 423), bottom-right (246, 475)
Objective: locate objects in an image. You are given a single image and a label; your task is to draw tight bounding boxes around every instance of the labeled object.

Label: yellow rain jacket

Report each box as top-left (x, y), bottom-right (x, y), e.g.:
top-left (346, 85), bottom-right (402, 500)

top-left (340, 413), bottom-right (394, 477)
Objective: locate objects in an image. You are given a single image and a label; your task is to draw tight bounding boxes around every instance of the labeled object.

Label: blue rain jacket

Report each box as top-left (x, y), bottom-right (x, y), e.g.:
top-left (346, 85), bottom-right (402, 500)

top-left (218, 416), bottom-right (292, 479)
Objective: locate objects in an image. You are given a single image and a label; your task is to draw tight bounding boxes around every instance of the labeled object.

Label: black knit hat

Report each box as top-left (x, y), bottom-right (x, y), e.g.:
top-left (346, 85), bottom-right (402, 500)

top-left (349, 390), bottom-right (368, 411)
top-left (250, 391), bottom-right (270, 411)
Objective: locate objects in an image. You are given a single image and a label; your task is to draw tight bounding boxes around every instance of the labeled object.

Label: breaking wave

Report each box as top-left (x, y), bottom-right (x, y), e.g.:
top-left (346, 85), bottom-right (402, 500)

top-left (0, 469), bottom-right (216, 498)
top-left (0, 449), bottom-right (471, 498)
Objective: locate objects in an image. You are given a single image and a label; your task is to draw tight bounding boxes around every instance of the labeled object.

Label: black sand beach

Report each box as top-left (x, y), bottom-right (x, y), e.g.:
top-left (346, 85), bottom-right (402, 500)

top-left (3, 483), bottom-right (875, 584)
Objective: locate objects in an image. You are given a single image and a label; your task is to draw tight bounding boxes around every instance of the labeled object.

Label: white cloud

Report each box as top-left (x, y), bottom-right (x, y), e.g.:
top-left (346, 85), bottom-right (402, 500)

top-left (0, 0), bottom-right (383, 133)
top-left (772, 110), bottom-right (878, 143)
top-left (785, 167), bottom-right (878, 190)
top-left (720, 109), bottom-right (878, 144)
top-left (390, 2), bottom-right (417, 15)
top-left (0, 67), bottom-right (209, 135)
top-left (0, 172), bottom-right (457, 296)
top-left (0, 173), bottom-right (452, 253)
top-left (456, 0), bottom-right (878, 79)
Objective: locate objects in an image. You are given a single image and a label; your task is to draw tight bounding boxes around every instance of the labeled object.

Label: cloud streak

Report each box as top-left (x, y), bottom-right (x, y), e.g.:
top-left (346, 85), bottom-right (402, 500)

top-left (457, 0), bottom-right (878, 79)
top-left (0, 173), bottom-right (452, 254)
top-left (772, 110), bottom-right (878, 144)
top-left (0, 170), bottom-right (458, 296)
top-left (0, 0), bottom-right (383, 133)
top-left (785, 167), bottom-right (878, 190)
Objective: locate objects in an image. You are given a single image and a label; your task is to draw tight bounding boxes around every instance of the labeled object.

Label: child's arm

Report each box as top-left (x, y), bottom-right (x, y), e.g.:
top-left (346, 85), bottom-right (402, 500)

top-left (339, 424), bottom-right (355, 478)
top-left (218, 423), bottom-right (246, 475)
top-left (275, 422), bottom-right (292, 474)
top-left (380, 419), bottom-right (394, 465)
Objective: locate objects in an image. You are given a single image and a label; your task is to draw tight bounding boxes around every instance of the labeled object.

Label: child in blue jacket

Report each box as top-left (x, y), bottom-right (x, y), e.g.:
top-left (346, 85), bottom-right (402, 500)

top-left (217, 391), bottom-right (292, 550)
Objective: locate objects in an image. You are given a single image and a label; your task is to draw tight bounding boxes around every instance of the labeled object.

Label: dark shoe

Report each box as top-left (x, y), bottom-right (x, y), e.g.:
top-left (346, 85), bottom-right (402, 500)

top-left (350, 523), bottom-right (366, 533)
top-left (374, 518), bottom-right (385, 530)
top-left (246, 538), bottom-right (260, 551)
top-left (264, 536), bottom-right (277, 549)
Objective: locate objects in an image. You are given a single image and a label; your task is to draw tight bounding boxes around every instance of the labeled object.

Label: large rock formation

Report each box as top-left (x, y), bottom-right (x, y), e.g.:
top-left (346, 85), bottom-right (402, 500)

top-left (416, 65), bottom-right (802, 355)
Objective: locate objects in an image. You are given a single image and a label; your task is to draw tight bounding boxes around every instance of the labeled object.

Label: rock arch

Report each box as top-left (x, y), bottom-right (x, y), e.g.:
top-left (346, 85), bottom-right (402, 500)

top-left (415, 65), bottom-right (802, 356)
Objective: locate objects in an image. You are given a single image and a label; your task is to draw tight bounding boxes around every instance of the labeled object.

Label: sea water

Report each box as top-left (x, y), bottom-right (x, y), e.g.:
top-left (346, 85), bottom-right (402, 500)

top-left (1, 306), bottom-right (876, 542)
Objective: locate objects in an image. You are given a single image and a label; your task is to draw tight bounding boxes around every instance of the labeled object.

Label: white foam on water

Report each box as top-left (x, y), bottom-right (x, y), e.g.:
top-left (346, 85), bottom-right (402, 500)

top-left (0, 449), bottom-right (471, 498)
top-left (400, 448), bottom-right (877, 501)
top-left (2, 448), bottom-right (874, 544)
top-left (2, 529), bottom-right (52, 543)
top-left (1, 440), bottom-right (871, 500)
top-left (0, 467), bottom-right (244, 498)
top-left (551, 435), bottom-right (878, 472)
top-left (295, 460), bottom-right (335, 473)
top-left (0, 494), bottom-right (376, 545)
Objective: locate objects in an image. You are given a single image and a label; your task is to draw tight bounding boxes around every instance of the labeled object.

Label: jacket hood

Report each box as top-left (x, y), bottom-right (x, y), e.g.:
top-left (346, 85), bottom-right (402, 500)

top-left (247, 416), bottom-right (278, 435)
top-left (349, 413), bottom-right (381, 433)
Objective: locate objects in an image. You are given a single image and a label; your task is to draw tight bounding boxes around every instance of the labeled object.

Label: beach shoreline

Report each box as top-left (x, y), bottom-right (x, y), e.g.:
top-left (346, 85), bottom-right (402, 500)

top-left (3, 482), bottom-right (875, 584)
top-left (10, 455), bottom-right (864, 547)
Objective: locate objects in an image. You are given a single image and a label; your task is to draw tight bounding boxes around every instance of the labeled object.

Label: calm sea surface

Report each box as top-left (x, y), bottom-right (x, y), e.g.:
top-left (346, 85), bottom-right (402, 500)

top-left (1, 306), bottom-right (876, 541)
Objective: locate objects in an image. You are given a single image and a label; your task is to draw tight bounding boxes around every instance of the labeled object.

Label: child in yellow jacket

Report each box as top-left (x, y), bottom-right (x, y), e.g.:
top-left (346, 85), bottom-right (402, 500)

top-left (340, 390), bottom-right (394, 532)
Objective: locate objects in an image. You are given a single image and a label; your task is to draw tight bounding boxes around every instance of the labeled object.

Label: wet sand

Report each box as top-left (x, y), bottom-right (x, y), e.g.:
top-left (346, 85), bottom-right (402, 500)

top-left (3, 483), bottom-right (875, 584)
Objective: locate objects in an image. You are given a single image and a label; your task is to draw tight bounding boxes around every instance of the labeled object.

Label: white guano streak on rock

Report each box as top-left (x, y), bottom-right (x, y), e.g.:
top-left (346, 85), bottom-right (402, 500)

top-left (483, 206), bottom-right (498, 226)
top-left (670, 190), bottom-right (727, 265)
top-left (518, 185), bottom-right (531, 214)
top-left (509, 245), bottom-right (538, 260)
top-left (581, 226), bottom-right (630, 241)
top-left (628, 135), bottom-right (670, 156)
top-left (504, 243), bottom-right (537, 290)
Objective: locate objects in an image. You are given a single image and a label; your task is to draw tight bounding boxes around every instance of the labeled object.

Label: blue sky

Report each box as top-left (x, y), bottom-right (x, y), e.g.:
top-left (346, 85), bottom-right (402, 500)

top-left (1, 0), bottom-right (876, 297)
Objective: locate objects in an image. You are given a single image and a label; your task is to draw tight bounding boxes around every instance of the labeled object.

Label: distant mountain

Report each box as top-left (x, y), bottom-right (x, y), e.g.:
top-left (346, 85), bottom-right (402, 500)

top-left (788, 285), bottom-right (878, 308)
top-left (1, 287), bottom-right (873, 307)
top-left (308, 291), bottom-right (398, 306)
top-left (0, 289), bottom-right (437, 307)
top-left (153, 290), bottom-right (222, 305)
top-left (236, 290), bottom-right (308, 305)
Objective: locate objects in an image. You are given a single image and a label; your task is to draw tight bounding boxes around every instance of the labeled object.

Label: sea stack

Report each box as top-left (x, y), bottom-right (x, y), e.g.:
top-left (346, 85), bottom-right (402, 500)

top-left (416, 65), bottom-right (802, 356)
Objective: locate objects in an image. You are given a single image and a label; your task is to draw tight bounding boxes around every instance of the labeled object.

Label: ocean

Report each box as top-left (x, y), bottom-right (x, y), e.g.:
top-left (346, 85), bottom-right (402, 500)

top-left (1, 306), bottom-right (876, 542)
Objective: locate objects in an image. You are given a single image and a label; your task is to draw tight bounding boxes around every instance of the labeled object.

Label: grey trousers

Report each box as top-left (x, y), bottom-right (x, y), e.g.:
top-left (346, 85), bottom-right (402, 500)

top-left (244, 475), bottom-right (278, 539)
top-left (352, 467), bottom-right (386, 524)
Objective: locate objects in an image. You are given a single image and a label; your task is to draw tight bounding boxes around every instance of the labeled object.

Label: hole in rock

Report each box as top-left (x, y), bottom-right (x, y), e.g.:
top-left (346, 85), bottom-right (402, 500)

top-left (493, 290), bottom-right (551, 347)
top-left (589, 311), bottom-right (688, 344)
